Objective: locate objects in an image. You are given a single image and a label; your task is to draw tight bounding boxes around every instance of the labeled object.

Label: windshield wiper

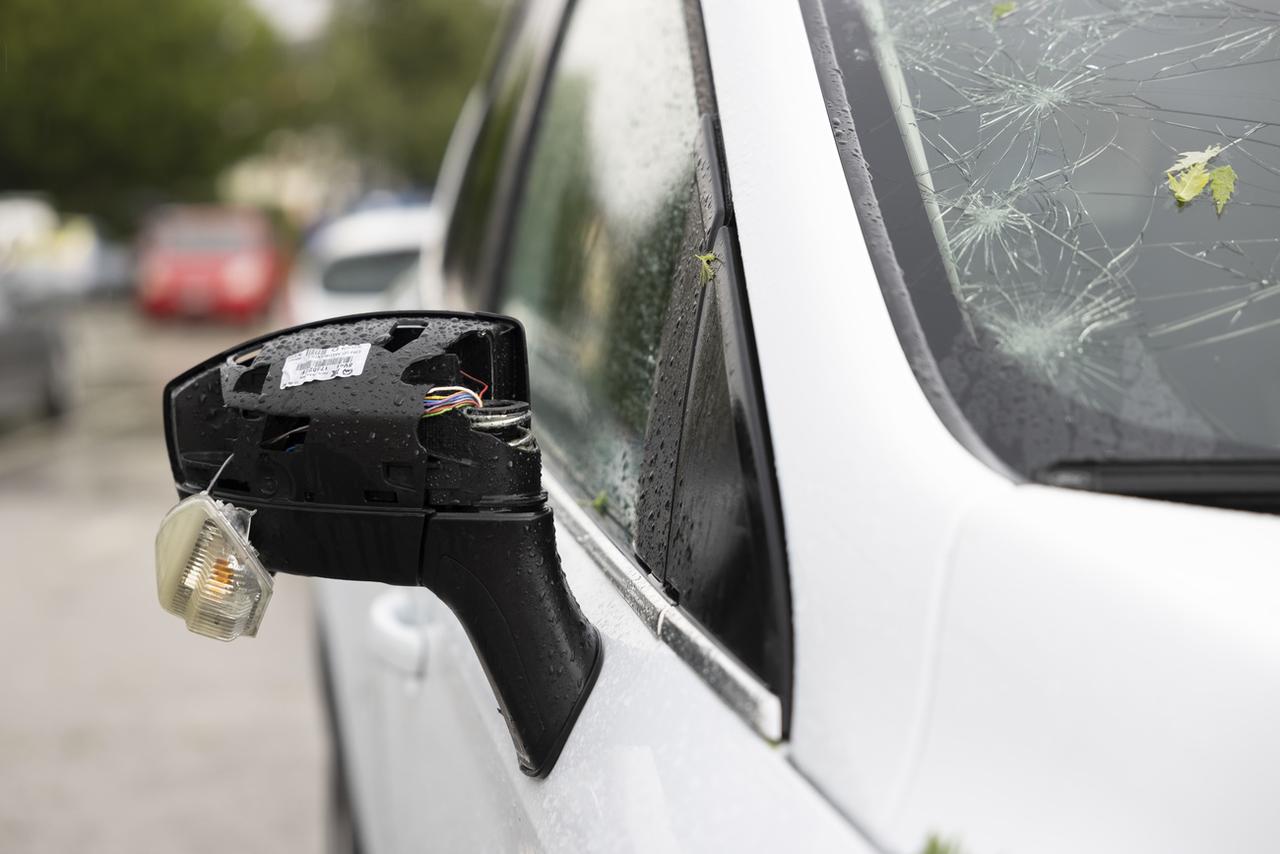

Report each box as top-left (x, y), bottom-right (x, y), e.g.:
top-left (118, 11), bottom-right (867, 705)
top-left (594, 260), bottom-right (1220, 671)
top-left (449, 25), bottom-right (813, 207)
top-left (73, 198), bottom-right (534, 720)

top-left (1037, 460), bottom-right (1280, 514)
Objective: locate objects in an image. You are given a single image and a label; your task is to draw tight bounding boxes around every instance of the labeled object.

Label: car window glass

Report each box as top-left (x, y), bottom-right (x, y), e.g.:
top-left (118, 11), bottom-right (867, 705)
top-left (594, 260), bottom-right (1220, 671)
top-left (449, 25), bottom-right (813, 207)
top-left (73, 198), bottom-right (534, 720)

top-left (499, 0), bottom-right (699, 540)
top-left (443, 0), bottom-right (566, 306)
top-left (322, 250), bottom-right (418, 294)
top-left (153, 220), bottom-right (259, 252)
top-left (444, 49), bottom-right (532, 288)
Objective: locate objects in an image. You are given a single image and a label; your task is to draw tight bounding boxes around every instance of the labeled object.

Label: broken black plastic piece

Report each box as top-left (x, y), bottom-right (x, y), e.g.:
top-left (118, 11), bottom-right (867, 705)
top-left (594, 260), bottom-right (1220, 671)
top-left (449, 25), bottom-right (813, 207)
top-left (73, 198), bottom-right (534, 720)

top-left (163, 311), bottom-right (602, 777)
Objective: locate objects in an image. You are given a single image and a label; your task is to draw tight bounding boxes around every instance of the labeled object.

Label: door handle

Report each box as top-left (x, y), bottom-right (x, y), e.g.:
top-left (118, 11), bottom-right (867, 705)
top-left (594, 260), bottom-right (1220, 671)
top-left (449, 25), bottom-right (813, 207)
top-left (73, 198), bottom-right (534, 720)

top-left (368, 590), bottom-right (429, 677)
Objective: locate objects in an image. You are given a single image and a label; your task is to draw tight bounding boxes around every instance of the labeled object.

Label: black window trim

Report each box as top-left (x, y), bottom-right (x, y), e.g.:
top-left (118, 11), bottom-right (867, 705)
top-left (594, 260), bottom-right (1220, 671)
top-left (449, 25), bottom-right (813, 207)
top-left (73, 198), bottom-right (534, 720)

top-left (668, 2), bottom-right (796, 735)
top-left (680, 218), bottom-right (796, 734)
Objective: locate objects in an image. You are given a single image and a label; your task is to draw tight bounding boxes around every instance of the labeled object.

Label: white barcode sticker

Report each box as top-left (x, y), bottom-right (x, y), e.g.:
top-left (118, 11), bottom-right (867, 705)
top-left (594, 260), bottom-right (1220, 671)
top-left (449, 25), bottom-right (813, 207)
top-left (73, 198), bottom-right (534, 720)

top-left (280, 343), bottom-right (371, 389)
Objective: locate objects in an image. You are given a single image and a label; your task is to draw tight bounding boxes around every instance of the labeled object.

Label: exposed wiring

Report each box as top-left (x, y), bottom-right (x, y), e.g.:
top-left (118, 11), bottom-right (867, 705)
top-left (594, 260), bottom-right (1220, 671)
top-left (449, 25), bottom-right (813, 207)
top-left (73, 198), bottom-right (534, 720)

top-left (205, 454), bottom-right (235, 492)
top-left (265, 424), bottom-right (309, 445)
top-left (459, 369), bottom-right (490, 400)
top-left (423, 385), bottom-right (483, 418)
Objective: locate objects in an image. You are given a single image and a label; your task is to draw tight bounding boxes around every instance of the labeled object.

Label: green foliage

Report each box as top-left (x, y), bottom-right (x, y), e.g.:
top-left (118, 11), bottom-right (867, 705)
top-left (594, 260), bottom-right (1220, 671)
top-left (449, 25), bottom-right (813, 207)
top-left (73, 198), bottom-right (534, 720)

top-left (992, 2), bottom-right (1017, 21)
top-left (311, 0), bottom-right (504, 186)
top-left (0, 0), bottom-right (284, 230)
top-left (0, 0), bottom-right (503, 229)
top-left (590, 491), bottom-right (609, 514)
top-left (1210, 164), bottom-right (1238, 214)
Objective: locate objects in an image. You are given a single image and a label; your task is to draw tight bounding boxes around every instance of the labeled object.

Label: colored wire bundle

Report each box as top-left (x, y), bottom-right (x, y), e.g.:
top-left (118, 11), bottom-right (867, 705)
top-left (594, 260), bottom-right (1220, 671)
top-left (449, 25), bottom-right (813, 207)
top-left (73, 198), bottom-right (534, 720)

top-left (422, 385), bottom-right (483, 418)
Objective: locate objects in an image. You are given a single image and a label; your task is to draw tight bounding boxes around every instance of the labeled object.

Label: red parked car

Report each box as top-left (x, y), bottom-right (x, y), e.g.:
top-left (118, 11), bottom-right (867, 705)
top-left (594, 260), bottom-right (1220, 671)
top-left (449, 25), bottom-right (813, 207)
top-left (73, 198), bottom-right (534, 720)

top-left (136, 206), bottom-right (285, 321)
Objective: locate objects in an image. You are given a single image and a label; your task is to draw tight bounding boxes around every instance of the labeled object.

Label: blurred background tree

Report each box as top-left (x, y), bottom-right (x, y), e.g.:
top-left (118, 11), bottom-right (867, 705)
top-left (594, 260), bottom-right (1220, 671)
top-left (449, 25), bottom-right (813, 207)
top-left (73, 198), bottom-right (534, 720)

top-left (309, 0), bottom-right (503, 188)
top-left (0, 0), bottom-right (286, 232)
top-left (0, 0), bottom-right (504, 234)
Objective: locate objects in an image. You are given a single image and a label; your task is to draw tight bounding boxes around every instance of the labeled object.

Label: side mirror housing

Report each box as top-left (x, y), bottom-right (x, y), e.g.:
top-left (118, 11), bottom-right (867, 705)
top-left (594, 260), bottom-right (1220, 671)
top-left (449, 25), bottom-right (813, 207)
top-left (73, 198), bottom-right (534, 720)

top-left (156, 312), bottom-right (602, 777)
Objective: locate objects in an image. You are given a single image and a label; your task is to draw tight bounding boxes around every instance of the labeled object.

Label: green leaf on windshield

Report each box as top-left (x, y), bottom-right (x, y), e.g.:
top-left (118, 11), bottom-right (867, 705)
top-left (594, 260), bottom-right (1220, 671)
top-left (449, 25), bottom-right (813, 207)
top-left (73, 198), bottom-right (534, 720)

top-left (992, 2), bottom-right (1016, 21)
top-left (1170, 145), bottom-right (1223, 172)
top-left (1167, 162), bottom-right (1212, 205)
top-left (1210, 164), bottom-right (1238, 214)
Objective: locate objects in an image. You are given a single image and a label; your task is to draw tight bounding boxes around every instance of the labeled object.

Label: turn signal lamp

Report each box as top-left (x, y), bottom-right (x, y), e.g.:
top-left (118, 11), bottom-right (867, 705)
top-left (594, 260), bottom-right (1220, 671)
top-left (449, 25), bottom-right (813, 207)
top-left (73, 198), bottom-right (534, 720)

top-left (155, 493), bottom-right (272, 641)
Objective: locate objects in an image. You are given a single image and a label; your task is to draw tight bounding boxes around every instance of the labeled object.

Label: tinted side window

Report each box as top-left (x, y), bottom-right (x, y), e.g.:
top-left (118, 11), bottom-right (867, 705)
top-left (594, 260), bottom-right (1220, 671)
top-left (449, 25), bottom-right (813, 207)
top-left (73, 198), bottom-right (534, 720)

top-left (498, 0), bottom-right (700, 541)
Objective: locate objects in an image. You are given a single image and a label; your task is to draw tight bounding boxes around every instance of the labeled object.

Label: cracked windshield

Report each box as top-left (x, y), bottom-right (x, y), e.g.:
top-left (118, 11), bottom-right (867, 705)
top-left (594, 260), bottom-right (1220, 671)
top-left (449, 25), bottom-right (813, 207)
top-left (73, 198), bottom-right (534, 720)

top-left (823, 0), bottom-right (1280, 473)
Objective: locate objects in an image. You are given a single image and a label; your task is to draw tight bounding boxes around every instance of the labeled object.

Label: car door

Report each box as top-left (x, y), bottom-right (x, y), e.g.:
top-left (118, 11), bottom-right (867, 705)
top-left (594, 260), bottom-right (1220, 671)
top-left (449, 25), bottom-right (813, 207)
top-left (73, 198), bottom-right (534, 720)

top-left (316, 0), bottom-right (868, 850)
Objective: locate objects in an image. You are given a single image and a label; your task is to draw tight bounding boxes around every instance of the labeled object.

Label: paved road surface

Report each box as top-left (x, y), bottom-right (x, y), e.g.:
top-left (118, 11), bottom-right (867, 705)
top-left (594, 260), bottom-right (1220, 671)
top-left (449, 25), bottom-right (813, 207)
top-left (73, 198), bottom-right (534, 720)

top-left (0, 303), bottom-right (325, 854)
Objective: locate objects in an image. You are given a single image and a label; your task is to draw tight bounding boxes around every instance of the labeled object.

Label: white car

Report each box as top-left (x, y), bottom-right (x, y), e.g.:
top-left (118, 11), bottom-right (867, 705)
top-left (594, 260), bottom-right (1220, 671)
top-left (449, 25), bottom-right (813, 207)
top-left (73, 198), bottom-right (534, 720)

top-left (0, 196), bottom-right (114, 304)
top-left (296, 1), bottom-right (1280, 852)
top-left (286, 205), bottom-right (441, 324)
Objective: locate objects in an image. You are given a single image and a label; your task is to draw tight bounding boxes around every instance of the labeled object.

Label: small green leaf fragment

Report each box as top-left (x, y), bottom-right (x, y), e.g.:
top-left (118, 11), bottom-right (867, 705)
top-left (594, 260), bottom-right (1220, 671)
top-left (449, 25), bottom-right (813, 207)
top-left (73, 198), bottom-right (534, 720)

top-left (590, 490), bottom-right (609, 514)
top-left (1167, 162), bottom-right (1212, 205)
top-left (1210, 164), bottom-right (1237, 214)
top-left (921, 834), bottom-right (965, 854)
top-left (693, 252), bottom-right (718, 285)
top-left (992, 1), bottom-right (1015, 20)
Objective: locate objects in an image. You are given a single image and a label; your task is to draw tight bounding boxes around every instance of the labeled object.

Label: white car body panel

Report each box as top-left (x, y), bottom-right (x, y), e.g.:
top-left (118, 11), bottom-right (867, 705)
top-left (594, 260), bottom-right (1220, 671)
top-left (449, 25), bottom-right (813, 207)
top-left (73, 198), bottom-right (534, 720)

top-left (312, 1), bottom-right (1280, 851)
top-left (707, 2), bottom-right (1280, 852)
top-left (702, 0), bottom-right (1010, 838)
top-left (892, 484), bottom-right (1280, 854)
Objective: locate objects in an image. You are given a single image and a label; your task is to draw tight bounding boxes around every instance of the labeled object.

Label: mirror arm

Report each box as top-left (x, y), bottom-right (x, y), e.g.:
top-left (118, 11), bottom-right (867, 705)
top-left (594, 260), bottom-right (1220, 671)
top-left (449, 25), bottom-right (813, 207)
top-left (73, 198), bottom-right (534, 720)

top-left (423, 508), bottom-right (601, 778)
top-left (181, 487), bottom-right (603, 778)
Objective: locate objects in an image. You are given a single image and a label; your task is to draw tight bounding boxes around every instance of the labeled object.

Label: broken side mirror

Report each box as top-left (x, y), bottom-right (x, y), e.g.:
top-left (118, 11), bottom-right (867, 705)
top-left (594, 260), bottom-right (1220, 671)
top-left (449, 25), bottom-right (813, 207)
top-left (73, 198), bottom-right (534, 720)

top-left (154, 312), bottom-right (602, 778)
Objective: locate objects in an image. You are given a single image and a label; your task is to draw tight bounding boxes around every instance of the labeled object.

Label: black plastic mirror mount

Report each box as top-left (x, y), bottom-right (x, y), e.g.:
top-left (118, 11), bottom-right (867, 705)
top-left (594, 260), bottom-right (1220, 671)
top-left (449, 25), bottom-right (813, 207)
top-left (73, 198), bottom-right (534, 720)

top-left (158, 311), bottom-right (602, 778)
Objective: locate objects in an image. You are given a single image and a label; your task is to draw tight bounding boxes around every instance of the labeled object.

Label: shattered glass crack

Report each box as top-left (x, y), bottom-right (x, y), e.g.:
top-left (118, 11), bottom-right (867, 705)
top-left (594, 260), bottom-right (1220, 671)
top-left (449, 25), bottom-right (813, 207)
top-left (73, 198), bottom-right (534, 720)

top-left (844, 0), bottom-right (1280, 467)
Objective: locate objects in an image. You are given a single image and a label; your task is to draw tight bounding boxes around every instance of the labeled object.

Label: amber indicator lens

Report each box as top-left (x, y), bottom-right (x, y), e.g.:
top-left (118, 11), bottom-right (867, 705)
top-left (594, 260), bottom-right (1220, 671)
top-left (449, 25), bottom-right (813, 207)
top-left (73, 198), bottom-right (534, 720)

top-left (154, 493), bottom-right (273, 642)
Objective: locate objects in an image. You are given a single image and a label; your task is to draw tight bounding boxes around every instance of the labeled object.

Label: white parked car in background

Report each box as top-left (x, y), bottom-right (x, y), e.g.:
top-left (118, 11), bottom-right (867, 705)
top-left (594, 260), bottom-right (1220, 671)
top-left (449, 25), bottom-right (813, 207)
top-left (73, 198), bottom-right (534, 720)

top-left (159, 0), bottom-right (1280, 851)
top-left (0, 195), bottom-right (124, 303)
top-left (286, 205), bottom-right (441, 324)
